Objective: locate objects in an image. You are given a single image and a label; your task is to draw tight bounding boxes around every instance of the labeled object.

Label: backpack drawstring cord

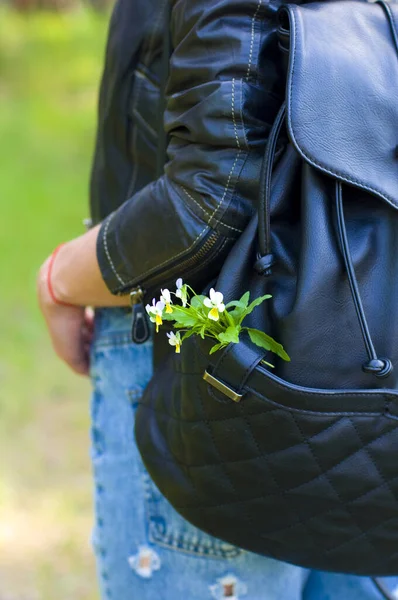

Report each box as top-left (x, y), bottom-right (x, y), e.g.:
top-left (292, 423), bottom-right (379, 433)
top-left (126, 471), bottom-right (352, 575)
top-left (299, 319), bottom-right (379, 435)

top-left (255, 102), bottom-right (287, 276)
top-left (335, 181), bottom-right (392, 378)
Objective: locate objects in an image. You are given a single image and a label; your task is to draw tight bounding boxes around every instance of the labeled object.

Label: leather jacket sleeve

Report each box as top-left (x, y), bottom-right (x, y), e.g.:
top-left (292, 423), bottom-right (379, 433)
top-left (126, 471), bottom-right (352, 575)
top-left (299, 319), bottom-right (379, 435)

top-left (96, 0), bottom-right (285, 298)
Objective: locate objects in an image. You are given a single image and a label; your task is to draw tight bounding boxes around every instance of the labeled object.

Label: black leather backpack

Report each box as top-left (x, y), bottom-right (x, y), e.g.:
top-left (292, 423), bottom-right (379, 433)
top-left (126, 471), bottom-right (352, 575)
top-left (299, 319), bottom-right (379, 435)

top-left (136, 0), bottom-right (398, 578)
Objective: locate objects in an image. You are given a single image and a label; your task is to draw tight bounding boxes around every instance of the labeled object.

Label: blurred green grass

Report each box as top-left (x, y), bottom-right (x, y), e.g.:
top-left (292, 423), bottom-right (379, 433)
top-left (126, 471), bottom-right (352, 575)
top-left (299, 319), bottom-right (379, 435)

top-left (0, 8), bottom-right (110, 599)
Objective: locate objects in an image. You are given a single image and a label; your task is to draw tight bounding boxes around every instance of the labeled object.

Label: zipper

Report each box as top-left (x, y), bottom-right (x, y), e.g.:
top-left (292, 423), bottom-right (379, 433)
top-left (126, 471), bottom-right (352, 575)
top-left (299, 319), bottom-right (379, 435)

top-left (130, 286), bottom-right (152, 343)
top-left (129, 230), bottom-right (226, 343)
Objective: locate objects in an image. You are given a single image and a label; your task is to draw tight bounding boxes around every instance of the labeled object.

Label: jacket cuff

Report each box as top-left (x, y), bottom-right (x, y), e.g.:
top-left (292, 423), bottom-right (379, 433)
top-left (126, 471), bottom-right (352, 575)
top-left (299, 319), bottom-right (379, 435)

top-left (96, 212), bottom-right (132, 295)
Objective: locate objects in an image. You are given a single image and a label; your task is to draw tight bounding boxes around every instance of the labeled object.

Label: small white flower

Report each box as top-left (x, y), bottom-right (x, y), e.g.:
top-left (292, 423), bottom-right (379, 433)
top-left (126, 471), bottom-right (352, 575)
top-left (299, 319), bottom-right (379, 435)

top-left (203, 288), bottom-right (225, 321)
top-left (145, 298), bottom-right (165, 332)
top-left (160, 288), bottom-right (173, 314)
top-left (166, 331), bottom-right (182, 353)
top-left (175, 278), bottom-right (188, 307)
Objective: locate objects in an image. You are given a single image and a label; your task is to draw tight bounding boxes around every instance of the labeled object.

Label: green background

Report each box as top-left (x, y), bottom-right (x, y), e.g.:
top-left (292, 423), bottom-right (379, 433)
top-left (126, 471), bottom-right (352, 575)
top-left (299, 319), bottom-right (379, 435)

top-left (0, 8), bottom-right (110, 598)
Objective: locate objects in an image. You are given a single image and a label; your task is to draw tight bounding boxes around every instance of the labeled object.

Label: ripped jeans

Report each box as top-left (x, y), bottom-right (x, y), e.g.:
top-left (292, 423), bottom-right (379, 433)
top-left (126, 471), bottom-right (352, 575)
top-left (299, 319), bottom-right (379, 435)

top-left (89, 308), bottom-right (398, 600)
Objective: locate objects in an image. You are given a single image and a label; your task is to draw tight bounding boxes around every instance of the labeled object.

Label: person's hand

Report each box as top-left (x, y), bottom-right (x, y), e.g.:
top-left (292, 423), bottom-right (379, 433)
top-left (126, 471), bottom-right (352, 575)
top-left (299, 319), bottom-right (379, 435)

top-left (37, 226), bottom-right (130, 375)
top-left (37, 256), bottom-right (94, 376)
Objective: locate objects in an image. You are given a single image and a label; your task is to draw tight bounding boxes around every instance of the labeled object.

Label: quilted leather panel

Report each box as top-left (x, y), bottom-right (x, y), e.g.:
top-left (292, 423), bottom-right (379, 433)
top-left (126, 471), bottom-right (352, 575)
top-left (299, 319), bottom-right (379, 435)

top-left (135, 335), bottom-right (398, 575)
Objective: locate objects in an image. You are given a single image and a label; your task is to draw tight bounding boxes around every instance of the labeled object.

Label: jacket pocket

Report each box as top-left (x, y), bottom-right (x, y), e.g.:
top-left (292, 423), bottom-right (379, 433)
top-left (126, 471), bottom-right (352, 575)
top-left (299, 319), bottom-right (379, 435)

top-left (125, 66), bottom-right (160, 198)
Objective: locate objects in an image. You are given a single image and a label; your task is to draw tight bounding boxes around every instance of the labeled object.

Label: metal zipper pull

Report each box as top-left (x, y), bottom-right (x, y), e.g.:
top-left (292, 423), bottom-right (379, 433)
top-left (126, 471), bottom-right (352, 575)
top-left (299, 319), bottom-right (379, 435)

top-left (130, 287), bottom-right (151, 344)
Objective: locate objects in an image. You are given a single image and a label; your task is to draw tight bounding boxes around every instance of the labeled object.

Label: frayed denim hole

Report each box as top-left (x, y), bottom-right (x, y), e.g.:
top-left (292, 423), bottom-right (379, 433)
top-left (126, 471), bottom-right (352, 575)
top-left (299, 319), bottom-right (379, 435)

top-left (209, 573), bottom-right (248, 599)
top-left (128, 545), bottom-right (161, 579)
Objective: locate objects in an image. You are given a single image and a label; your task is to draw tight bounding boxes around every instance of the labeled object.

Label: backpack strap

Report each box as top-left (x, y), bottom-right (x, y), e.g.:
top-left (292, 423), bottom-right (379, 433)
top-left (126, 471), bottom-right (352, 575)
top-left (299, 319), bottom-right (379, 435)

top-left (203, 333), bottom-right (268, 402)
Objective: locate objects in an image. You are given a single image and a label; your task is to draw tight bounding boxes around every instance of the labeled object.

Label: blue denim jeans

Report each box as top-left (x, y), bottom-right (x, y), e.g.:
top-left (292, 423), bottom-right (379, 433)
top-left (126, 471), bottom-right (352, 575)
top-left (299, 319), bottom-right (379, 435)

top-left (89, 308), bottom-right (398, 600)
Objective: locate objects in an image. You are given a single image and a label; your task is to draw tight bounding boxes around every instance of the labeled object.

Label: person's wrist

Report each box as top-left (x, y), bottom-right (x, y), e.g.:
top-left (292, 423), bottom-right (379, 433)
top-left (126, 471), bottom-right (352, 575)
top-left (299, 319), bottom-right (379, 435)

top-left (38, 226), bottom-right (130, 308)
top-left (48, 242), bottom-right (78, 306)
top-left (37, 257), bottom-right (73, 312)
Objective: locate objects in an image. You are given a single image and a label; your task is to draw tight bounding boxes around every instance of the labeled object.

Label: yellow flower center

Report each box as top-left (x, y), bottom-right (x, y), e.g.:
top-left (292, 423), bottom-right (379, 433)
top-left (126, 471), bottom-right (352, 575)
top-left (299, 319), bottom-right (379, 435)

top-left (209, 307), bottom-right (219, 321)
top-left (165, 303), bottom-right (173, 314)
top-left (155, 314), bottom-right (163, 332)
top-left (175, 342), bottom-right (181, 353)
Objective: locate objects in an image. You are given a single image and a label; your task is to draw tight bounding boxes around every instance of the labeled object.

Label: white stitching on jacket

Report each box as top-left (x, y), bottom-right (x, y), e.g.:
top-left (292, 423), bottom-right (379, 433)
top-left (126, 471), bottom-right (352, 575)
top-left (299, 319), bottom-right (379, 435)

top-left (179, 76), bottom-right (248, 232)
top-left (180, 185), bottom-right (243, 233)
top-left (124, 225), bottom-right (210, 281)
top-left (246, 0), bottom-right (262, 80)
top-left (104, 0), bottom-right (265, 290)
top-left (204, 0), bottom-right (264, 227)
top-left (131, 0), bottom-right (266, 282)
top-left (209, 149), bottom-right (242, 226)
top-left (205, 77), bottom-right (243, 227)
top-left (102, 213), bottom-right (126, 286)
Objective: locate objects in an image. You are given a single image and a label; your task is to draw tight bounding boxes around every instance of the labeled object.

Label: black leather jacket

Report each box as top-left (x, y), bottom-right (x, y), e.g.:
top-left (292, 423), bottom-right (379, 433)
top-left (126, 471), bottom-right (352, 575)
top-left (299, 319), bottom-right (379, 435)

top-left (90, 0), bottom-right (285, 301)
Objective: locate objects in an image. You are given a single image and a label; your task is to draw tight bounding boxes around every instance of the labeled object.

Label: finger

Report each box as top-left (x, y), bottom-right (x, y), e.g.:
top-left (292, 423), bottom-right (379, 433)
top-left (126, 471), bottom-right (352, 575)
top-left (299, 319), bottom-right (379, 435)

top-left (56, 332), bottom-right (89, 375)
top-left (84, 306), bottom-right (95, 330)
top-left (82, 308), bottom-right (95, 343)
top-left (81, 324), bottom-right (94, 344)
top-left (47, 308), bottom-right (90, 376)
top-left (53, 340), bottom-right (89, 376)
top-left (68, 357), bottom-right (90, 376)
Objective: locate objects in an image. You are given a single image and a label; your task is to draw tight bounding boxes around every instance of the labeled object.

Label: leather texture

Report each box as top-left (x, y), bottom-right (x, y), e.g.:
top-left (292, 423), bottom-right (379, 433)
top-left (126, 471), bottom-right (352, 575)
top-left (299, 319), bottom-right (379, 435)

top-left (91, 0), bottom-right (288, 299)
top-left (90, 0), bottom-right (158, 219)
top-left (136, 1), bottom-right (398, 576)
top-left (285, 1), bottom-right (398, 210)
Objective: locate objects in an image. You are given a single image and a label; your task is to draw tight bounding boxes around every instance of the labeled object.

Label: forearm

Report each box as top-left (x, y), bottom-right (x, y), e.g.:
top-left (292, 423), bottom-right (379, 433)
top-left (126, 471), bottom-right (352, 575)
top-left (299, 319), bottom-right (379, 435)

top-left (46, 224), bottom-right (130, 307)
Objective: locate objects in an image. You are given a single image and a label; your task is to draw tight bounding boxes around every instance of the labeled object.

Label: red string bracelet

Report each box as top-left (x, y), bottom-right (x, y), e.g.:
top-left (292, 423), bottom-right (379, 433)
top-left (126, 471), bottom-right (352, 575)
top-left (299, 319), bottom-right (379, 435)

top-left (47, 243), bottom-right (76, 308)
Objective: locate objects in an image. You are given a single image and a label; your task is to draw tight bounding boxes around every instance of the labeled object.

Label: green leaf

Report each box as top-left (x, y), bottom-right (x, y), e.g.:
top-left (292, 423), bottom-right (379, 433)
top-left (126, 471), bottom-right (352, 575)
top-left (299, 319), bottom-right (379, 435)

top-left (245, 294), bottom-right (272, 316)
top-left (239, 291), bottom-right (250, 307)
top-left (165, 306), bottom-right (198, 327)
top-left (246, 328), bottom-right (290, 361)
top-left (227, 307), bottom-right (244, 322)
top-left (190, 295), bottom-right (206, 309)
top-left (209, 342), bottom-right (225, 355)
top-left (160, 312), bottom-right (176, 321)
top-left (226, 290), bottom-right (253, 322)
top-left (217, 325), bottom-right (240, 345)
top-left (225, 291), bottom-right (250, 311)
top-left (223, 309), bottom-right (236, 328)
top-left (230, 294), bottom-right (272, 326)
top-left (174, 323), bottom-right (202, 332)
top-left (199, 325), bottom-right (206, 339)
top-left (225, 300), bottom-right (243, 309)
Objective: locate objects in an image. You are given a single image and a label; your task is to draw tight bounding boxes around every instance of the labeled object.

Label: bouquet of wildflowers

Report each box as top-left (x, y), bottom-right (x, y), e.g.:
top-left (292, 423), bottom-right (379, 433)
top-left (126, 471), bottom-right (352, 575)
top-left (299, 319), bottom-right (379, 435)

top-left (145, 279), bottom-right (290, 367)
